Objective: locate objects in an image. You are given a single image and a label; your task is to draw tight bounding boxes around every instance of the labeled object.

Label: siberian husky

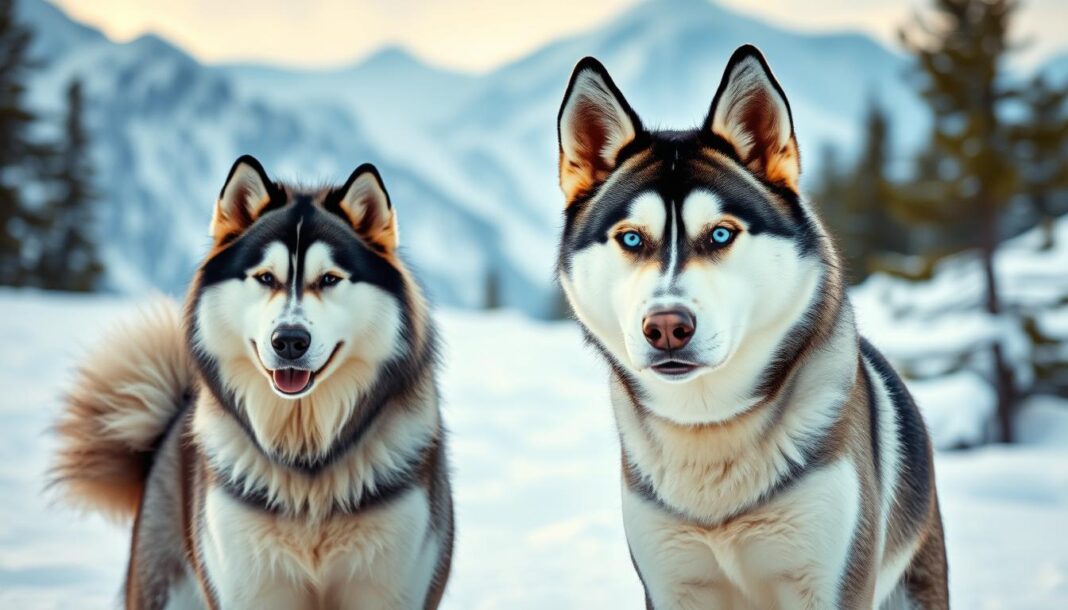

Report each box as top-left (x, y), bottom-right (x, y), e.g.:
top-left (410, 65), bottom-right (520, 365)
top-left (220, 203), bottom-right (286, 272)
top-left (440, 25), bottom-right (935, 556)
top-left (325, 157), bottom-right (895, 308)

top-left (555, 45), bottom-right (948, 609)
top-left (51, 156), bottom-right (453, 609)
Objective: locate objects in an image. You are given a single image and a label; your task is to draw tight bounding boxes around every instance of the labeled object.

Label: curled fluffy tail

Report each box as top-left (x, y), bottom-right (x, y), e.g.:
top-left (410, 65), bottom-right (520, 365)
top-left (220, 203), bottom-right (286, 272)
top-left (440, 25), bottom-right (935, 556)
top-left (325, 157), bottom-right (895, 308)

top-left (50, 299), bottom-right (194, 521)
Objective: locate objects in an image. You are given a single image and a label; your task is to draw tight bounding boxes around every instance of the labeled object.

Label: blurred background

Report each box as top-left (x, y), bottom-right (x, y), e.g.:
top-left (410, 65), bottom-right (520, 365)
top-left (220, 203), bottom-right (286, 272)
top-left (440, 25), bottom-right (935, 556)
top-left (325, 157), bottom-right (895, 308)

top-left (1, 0), bottom-right (1066, 607)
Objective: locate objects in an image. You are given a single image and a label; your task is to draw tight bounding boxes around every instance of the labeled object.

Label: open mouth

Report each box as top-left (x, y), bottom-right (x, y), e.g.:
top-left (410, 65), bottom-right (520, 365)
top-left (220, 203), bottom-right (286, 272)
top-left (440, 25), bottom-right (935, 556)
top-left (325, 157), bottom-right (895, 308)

top-left (272, 368), bottom-right (313, 395)
top-left (650, 360), bottom-right (700, 377)
top-left (253, 342), bottom-right (343, 397)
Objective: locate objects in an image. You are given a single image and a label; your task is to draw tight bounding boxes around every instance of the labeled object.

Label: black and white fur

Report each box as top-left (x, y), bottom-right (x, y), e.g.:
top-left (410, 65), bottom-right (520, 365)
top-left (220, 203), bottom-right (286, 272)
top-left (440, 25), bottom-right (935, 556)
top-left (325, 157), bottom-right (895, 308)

top-left (555, 45), bottom-right (948, 609)
top-left (52, 156), bottom-right (453, 609)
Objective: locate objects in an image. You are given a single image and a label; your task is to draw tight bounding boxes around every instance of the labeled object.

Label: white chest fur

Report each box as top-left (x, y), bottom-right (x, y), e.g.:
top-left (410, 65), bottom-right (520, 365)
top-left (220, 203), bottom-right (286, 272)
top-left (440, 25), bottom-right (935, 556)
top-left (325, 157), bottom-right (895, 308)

top-left (623, 458), bottom-right (861, 609)
top-left (200, 487), bottom-right (438, 609)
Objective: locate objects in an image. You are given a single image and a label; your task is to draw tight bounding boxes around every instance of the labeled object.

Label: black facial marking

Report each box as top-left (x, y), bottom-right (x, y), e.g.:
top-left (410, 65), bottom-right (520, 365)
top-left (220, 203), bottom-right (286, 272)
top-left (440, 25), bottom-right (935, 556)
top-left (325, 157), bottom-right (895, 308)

top-left (564, 166), bottom-right (654, 254)
top-left (667, 195), bottom-right (696, 280)
top-left (187, 186), bottom-right (436, 474)
top-left (658, 192), bottom-right (676, 274)
top-left (199, 195), bottom-right (403, 298)
top-left (293, 196), bottom-right (310, 299)
top-left (559, 129), bottom-right (820, 276)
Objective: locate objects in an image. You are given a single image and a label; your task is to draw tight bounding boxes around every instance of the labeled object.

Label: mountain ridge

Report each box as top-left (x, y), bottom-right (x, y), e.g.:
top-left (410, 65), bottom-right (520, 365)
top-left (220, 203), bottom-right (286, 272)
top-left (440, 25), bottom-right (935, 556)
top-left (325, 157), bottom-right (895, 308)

top-left (17, 0), bottom-right (1066, 316)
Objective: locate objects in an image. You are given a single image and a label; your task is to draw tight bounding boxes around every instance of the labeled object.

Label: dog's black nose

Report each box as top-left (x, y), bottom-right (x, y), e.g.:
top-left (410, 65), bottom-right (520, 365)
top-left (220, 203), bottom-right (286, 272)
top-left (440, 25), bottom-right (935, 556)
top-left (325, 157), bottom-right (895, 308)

top-left (271, 325), bottom-right (310, 360)
top-left (642, 309), bottom-right (696, 351)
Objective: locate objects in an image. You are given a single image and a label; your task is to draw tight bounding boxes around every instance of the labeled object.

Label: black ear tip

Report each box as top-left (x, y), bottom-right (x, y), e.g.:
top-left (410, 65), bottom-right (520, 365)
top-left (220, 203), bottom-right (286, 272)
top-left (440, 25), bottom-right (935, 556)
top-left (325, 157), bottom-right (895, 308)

top-left (575, 56), bottom-right (605, 71)
top-left (230, 154), bottom-right (266, 174)
top-left (731, 44), bottom-right (764, 61)
top-left (726, 44), bottom-right (772, 72)
top-left (571, 56), bottom-right (609, 81)
top-left (344, 163), bottom-right (391, 207)
top-left (564, 56), bottom-right (628, 109)
top-left (559, 54), bottom-right (641, 134)
top-left (227, 154), bottom-right (269, 180)
top-left (221, 154), bottom-right (270, 197)
top-left (349, 162), bottom-right (383, 183)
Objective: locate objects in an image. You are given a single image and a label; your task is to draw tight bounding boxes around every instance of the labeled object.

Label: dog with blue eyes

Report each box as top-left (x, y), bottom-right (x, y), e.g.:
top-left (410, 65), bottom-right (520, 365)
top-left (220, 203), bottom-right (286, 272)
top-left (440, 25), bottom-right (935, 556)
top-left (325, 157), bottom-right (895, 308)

top-left (51, 156), bottom-right (453, 609)
top-left (555, 45), bottom-right (948, 609)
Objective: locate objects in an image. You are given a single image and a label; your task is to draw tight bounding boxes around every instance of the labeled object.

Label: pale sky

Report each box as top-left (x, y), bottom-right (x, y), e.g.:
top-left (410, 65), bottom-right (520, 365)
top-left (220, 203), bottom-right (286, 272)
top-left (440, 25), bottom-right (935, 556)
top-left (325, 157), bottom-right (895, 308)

top-left (52, 0), bottom-right (1067, 72)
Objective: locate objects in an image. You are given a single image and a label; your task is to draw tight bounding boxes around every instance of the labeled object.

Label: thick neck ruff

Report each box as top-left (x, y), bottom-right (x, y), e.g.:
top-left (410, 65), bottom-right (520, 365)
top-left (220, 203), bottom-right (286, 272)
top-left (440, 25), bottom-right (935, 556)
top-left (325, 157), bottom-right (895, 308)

top-left (191, 374), bottom-right (440, 521)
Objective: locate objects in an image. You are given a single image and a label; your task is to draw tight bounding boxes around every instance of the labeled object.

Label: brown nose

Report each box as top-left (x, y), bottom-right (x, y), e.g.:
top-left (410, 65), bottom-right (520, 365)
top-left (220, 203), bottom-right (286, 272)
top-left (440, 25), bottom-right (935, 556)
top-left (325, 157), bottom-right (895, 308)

top-left (642, 309), bottom-right (696, 351)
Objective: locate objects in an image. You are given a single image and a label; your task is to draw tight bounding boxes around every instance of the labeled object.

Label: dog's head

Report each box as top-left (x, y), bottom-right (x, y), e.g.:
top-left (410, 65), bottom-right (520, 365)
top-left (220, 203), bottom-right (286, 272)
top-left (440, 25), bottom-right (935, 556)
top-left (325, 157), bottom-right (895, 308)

top-left (556, 46), bottom-right (833, 419)
top-left (188, 157), bottom-right (421, 456)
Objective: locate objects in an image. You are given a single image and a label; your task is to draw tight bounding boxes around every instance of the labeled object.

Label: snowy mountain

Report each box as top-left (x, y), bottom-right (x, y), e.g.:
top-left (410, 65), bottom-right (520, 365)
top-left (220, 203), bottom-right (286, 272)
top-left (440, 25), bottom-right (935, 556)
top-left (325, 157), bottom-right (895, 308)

top-left (17, 0), bottom-right (1049, 315)
top-left (19, 0), bottom-right (501, 310)
top-left (426, 0), bottom-right (931, 284)
top-left (14, 0), bottom-right (101, 59)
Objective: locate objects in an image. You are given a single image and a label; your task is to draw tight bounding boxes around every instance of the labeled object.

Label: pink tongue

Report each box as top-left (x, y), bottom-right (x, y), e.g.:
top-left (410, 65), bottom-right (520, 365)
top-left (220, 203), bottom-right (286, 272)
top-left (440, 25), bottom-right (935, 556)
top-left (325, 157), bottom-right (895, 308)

top-left (273, 368), bottom-right (312, 394)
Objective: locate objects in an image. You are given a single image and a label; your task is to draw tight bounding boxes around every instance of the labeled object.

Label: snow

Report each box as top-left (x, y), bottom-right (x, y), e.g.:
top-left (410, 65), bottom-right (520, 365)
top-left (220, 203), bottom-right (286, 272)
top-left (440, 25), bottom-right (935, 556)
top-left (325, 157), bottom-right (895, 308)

top-left (1, 289), bottom-right (1067, 608)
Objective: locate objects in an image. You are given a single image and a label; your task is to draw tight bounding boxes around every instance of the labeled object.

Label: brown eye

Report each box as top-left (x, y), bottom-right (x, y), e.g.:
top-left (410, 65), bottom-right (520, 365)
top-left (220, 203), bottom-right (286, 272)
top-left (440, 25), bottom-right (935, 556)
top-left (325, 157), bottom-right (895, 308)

top-left (254, 272), bottom-right (276, 287)
top-left (319, 273), bottom-right (342, 289)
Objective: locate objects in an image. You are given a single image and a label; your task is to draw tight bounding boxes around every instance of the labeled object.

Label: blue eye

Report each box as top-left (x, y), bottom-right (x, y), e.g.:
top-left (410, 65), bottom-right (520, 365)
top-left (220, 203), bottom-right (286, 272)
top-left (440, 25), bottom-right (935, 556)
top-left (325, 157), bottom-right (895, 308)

top-left (618, 231), bottom-right (644, 251)
top-left (710, 226), bottom-right (735, 245)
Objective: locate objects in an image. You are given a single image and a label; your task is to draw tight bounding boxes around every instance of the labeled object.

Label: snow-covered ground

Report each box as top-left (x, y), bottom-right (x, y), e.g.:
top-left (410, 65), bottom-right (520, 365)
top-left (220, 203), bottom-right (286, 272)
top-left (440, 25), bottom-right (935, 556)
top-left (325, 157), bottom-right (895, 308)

top-left (1, 290), bottom-right (1067, 609)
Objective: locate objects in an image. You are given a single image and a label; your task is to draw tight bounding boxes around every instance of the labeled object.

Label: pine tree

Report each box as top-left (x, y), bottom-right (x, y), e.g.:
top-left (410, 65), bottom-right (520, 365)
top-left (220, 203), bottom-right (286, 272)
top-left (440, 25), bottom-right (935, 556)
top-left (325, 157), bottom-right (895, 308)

top-left (846, 99), bottom-right (901, 283)
top-left (813, 144), bottom-right (857, 278)
top-left (900, 0), bottom-right (1021, 441)
top-left (0, 0), bottom-right (48, 286)
top-left (815, 102), bottom-right (901, 285)
top-left (1012, 74), bottom-right (1068, 250)
top-left (1013, 74), bottom-right (1068, 398)
top-left (40, 79), bottom-right (101, 291)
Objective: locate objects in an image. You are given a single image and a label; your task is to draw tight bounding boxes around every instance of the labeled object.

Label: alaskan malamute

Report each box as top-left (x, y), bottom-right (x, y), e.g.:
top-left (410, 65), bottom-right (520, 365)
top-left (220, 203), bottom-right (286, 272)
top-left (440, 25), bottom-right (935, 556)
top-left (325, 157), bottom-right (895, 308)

top-left (52, 156), bottom-right (453, 609)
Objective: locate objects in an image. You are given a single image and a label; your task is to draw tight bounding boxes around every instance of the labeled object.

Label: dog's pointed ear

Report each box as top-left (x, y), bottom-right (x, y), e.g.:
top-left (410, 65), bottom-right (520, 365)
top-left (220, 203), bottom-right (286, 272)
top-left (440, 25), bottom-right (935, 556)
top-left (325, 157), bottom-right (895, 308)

top-left (704, 45), bottom-right (800, 192)
top-left (336, 164), bottom-right (398, 252)
top-left (211, 155), bottom-right (275, 242)
top-left (557, 57), bottom-right (642, 205)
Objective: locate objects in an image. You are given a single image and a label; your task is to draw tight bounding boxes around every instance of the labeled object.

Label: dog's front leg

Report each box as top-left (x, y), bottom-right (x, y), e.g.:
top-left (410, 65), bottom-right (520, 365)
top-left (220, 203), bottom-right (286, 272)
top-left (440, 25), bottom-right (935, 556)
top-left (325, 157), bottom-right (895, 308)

top-left (622, 490), bottom-right (742, 610)
top-left (323, 490), bottom-right (440, 610)
top-left (197, 491), bottom-right (315, 609)
top-left (741, 460), bottom-right (876, 610)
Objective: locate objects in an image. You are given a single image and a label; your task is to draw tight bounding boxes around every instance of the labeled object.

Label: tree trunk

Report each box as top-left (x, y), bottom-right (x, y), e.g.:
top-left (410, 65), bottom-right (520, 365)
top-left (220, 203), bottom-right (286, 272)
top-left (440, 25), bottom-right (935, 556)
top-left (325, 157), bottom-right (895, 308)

top-left (1040, 216), bottom-right (1054, 251)
top-left (979, 198), bottom-right (1016, 443)
top-left (1036, 192), bottom-right (1055, 251)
